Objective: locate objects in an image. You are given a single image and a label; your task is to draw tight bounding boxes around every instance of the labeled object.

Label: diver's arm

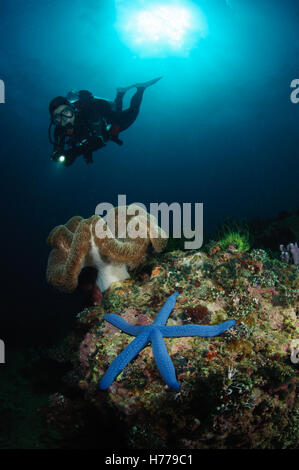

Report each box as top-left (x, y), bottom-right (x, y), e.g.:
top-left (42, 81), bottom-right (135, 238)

top-left (90, 99), bottom-right (114, 142)
top-left (65, 137), bottom-right (106, 165)
top-left (53, 126), bottom-right (66, 149)
top-left (91, 101), bottom-right (123, 145)
top-left (50, 127), bottom-right (67, 160)
top-left (89, 119), bottom-right (109, 142)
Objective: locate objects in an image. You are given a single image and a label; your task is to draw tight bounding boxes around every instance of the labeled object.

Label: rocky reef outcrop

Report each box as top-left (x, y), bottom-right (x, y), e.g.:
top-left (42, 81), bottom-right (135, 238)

top-left (46, 246), bottom-right (299, 449)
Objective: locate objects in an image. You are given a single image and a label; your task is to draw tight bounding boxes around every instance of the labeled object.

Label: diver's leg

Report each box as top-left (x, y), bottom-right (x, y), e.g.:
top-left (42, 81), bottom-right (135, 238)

top-left (111, 78), bottom-right (162, 133)
top-left (117, 87), bottom-right (145, 132)
top-left (114, 91), bottom-right (125, 113)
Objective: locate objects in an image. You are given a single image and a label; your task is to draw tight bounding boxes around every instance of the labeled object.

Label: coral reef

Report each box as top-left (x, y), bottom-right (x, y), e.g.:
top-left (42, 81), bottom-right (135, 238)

top-left (46, 245), bottom-right (299, 449)
top-left (46, 204), bottom-right (167, 294)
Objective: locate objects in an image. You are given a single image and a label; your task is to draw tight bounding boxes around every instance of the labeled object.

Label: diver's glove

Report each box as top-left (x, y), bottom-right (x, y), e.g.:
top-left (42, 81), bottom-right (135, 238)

top-left (79, 135), bottom-right (106, 164)
top-left (51, 136), bottom-right (105, 166)
top-left (51, 150), bottom-right (59, 161)
top-left (108, 124), bottom-right (123, 146)
top-left (83, 135), bottom-right (105, 149)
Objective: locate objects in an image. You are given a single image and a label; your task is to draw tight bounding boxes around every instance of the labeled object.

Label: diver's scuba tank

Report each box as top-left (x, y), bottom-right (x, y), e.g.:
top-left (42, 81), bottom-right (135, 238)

top-left (67, 90), bottom-right (95, 111)
top-left (66, 89), bottom-right (80, 104)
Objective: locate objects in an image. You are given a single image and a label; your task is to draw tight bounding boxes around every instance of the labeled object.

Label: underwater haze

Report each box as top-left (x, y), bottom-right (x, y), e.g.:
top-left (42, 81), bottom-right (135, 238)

top-left (0, 0), bottom-right (298, 347)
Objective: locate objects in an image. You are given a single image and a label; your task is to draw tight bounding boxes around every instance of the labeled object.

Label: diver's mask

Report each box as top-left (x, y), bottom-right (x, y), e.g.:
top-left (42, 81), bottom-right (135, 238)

top-left (52, 105), bottom-right (75, 127)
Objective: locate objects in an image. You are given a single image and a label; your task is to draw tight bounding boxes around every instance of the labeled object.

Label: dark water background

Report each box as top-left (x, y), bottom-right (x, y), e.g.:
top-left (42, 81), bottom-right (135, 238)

top-left (0, 0), bottom-right (298, 350)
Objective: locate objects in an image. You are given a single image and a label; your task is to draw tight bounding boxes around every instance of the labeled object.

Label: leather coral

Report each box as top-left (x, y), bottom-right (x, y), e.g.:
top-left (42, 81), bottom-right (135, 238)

top-left (46, 204), bottom-right (167, 293)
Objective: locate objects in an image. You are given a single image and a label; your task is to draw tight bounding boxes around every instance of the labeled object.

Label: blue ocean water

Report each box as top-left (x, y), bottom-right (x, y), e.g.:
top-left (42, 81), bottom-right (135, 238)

top-left (0, 0), bottom-right (298, 348)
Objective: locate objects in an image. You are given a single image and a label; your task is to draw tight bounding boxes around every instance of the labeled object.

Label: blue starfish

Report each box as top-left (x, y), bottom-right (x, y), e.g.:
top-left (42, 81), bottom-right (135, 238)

top-left (99, 292), bottom-right (235, 390)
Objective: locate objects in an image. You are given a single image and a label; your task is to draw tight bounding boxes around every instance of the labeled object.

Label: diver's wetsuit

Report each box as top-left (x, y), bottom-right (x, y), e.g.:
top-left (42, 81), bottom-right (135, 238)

top-left (93, 86), bottom-right (145, 139)
top-left (112, 87), bottom-right (145, 131)
top-left (51, 87), bottom-right (146, 166)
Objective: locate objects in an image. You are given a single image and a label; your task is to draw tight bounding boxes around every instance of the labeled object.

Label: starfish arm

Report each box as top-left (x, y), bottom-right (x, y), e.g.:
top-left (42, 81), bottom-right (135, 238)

top-left (99, 329), bottom-right (151, 390)
top-left (160, 320), bottom-right (236, 337)
top-left (151, 328), bottom-right (180, 390)
top-left (154, 292), bottom-right (180, 326)
top-left (104, 314), bottom-right (145, 336)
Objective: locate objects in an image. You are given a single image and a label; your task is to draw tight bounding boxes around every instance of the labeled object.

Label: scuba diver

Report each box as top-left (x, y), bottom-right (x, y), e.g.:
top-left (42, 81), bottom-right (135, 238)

top-left (48, 77), bottom-right (162, 166)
